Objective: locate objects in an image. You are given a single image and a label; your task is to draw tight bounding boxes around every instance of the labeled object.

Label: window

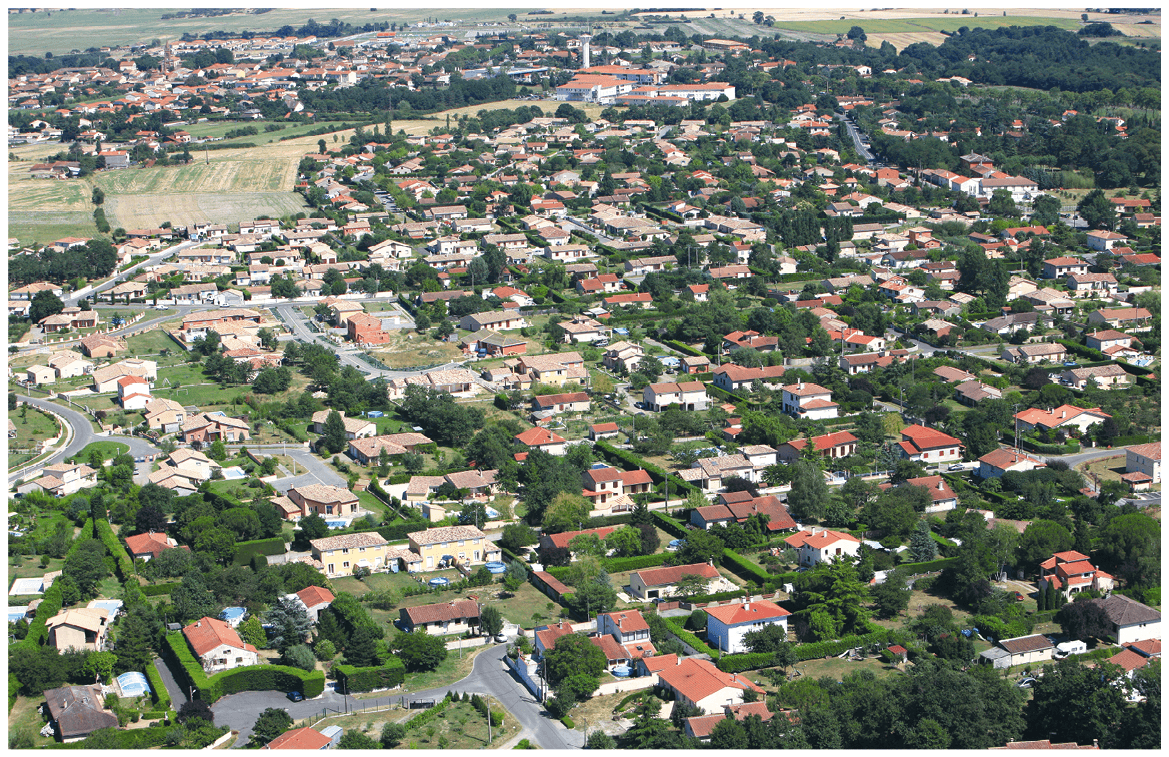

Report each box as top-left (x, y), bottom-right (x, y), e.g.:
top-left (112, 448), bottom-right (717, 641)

top-left (327, 564), bottom-right (335, 573)
top-left (343, 561), bottom-right (350, 568)
top-left (342, 548), bottom-right (349, 554)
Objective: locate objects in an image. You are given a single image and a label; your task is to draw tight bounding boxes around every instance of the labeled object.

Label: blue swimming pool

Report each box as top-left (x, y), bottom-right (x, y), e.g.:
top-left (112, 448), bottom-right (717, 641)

top-left (220, 607), bottom-right (246, 625)
top-left (428, 577), bottom-right (450, 587)
top-left (326, 520), bottom-right (348, 529)
top-left (221, 466), bottom-right (246, 480)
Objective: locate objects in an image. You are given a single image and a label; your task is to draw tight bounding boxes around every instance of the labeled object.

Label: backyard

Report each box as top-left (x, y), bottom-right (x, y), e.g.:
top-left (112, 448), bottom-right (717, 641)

top-left (9, 405), bottom-right (61, 470)
top-left (312, 692), bottom-right (520, 749)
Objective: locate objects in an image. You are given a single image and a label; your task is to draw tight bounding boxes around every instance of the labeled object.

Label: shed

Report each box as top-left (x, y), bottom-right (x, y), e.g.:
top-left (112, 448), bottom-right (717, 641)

top-left (321, 725), bottom-right (343, 747)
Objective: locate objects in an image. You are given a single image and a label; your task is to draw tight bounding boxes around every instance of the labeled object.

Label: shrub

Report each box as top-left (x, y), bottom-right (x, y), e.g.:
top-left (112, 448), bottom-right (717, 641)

top-left (601, 553), bottom-right (672, 573)
top-left (142, 582), bottom-right (180, 597)
top-left (231, 537), bottom-right (286, 566)
top-left (94, 518), bottom-right (134, 580)
top-left (144, 662), bottom-right (171, 711)
top-left (721, 549), bottom-right (771, 585)
top-left (717, 652), bottom-right (777, 673)
top-left (334, 659), bottom-right (407, 693)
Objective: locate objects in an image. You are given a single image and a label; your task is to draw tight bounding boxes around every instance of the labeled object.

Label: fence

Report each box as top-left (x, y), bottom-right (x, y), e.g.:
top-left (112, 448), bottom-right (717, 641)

top-left (595, 676), bottom-right (656, 697)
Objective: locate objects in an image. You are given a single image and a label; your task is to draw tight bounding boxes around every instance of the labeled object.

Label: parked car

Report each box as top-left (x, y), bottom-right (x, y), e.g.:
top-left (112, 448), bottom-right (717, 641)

top-left (286, 691), bottom-right (304, 702)
top-left (948, 463), bottom-right (965, 471)
top-left (1016, 677), bottom-right (1036, 689)
top-left (1014, 591), bottom-right (1025, 602)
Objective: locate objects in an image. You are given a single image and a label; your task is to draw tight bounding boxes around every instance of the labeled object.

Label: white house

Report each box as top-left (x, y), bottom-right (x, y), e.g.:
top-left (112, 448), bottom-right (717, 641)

top-left (1125, 442), bottom-right (1160, 485)
top-left (705, 600), bottom-right (791, 654)
top-left (1093, 594), bottom-right (1161, 646)
top-left (182, 616), bottom-right (260, 673)
top-left (780, 382), bottom-right (838, 419)
top-left (784, 528), bottom-right (861, 568)
top-left (977, 448), bottom-right (1045, 479)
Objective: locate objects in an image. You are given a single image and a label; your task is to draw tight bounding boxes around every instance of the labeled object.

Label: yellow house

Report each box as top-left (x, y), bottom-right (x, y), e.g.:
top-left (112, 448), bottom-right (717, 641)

top-left (408, 525), bottom-right (500, 571)
top-left (310, 532), bottom-right (390, 577)
top-left (45, 607), bottom-right (109, 652)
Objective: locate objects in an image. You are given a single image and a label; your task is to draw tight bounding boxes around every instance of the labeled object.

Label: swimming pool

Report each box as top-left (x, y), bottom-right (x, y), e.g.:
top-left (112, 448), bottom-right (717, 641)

top-left (116, 671), bottom-right (152, 698)
top-left (220, 607), bottom-right (246, 625)
top-left (326, 520), bottom-right (348, 529)
top-left (221, 467), bottom-right (246, 480)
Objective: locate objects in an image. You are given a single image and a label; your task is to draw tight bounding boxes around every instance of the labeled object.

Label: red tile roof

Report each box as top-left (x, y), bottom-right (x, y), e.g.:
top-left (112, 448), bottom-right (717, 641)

top-left (182, 616), bottom-right (252, 657)
top-left (658, 657), bottom-right (764, 704)
top-left (705, 600), bottom-right (791, 626)
top-left (545, 526), bottom-right (617, 550)
top-left (265, 727), bottom-right (333, 750)
top-left (633, 562), bottom-right (720, 587)
top-left (600, 610), bottom-right (649, 634)
top-left (900, 423), bottom-right (963, 451)
top-left (295, 585), bottom-right (335, 609)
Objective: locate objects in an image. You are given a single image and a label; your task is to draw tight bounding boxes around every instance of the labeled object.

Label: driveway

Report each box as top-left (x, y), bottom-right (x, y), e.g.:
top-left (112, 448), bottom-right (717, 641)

top-left (213, 685), bottom-right (350, 747)
top-left (153, 657), bottom-right (189, 709)
top-left (230, 445), bottom-right (348, 492)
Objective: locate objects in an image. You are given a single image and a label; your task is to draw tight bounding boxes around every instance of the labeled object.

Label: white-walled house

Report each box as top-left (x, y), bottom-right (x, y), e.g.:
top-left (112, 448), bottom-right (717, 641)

top-left (705, 601), bottom-right (791, 654)
top-left (780, 382), bottom-right (838, 419)
top-left (784, 528), bottom-right (861, 568)
top-left (182, 616), bottom-right (260, 673)
top-left (1093, 594), bottom-right (1160, 646)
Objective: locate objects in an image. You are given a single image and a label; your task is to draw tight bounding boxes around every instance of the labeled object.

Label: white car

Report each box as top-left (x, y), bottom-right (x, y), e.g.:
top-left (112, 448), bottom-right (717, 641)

top-left (155, 305), bottom-right (170, 311)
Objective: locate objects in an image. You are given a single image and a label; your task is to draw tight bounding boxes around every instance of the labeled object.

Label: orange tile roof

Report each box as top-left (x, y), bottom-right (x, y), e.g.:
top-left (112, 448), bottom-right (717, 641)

top-left (295, 585), bottom-right (335, 608)
top-left (265, 727), bottom-right (332, 750)
top-left (705, 600), bottom-right (790, 626)
top-left (182, 616), bottom-right (252, 657)
top-left (633, 562), bottom-right (719, 587)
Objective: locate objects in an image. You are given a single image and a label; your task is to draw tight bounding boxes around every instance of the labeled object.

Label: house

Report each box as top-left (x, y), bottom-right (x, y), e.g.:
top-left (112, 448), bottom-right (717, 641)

top-left (459, 310), bottom-right (527, 332)
top-left (978, 448), bottom-right (1045, 479)
top-left (1065, 272), bottom-right (1118, 299)
top-left (684, 702), bottom-right (775, 741)
top-left (264, 727), bottom-right (334, 750)
top-left (1125, 442), bottom-right (1160, 487)
top-left (681, 355), bottom-right (711, 374)
top-left (776, 431), bottom-right (857, 462)
top-left (91, 359), bottom-right (158, 393)
top-left (463, 331), bottom-right (528, 357)
top-left (897, 424), bottom-right (963, 464)
top-left (116, 374), bottom-right (152, 410)
top-left (1014, 405), bottom-right (1112, 434)
top-left (310, 532), bottom-right (390, 577)
top-left (1061, 365), bottom-right (1130, 391)
top-left (560, 315), bottom-right (609, 344)
top-left (48, 353), bottom-right (93, 379)
top-left (288, 484), bottom-right (362, 518)
top-left (409, 525), bottom-right (499, 571)
top-left (784, 528), bottom-right (862, 568)
top-left (1085, 230), bottom-right (1129, 252)
top-left (347, 432), bottom-right (434, 465)
top-left (124, 531), bottom-right (187, 562)
top-left (1090, 594), bottom-right (1160, 645)
top-left (532, 392), bottom-right (590, 416)
top-left (347, 313), bottom-right (391, 346)
top-left (291, 585), bottom-right (335, 623)
top-left (45, 607), bottom-right (109, 652)
top-left (539, 526), bottom-right (619, 556)
top-left (534, 621), bottom-right (577, 657)
top-left (1087, 307), bottom-right (1153, 331)
top-left (1085, 329), bottom-right (1141, 357)
top-left (182, 616), bottom-right (260, 673)
top-left (656, 656), bottom-right (765, 712)
top-left (780, 382), bottom-right (838, 419)
top-left (180, 412), bottom-right (250, 444)
top-left (1038, 550), bottom-right (1115, 602)
top-left (400, 599), bottom-right (480, 635)
top-left (643, 381), bottom-right (708, 412)
top-left (1041, 256), bottom-right (1089, 279)
top-left (679, 454), bottom-right (757, 494)
top-left (144, 397), bottom-right (187, 433)
top-left (890, 476), bottom-right (960, 513)
top-left (602, 341), bottom-right (644, 372)
top-left (589, 422), bottom-right (621, 441)
top-left (24, 365), bottom-right (56, 386)
top-left (1001, 343), bottom-right (1067, 364)
top-left (690, 495), bottom-right (796, 533)
top-left (628, 562), bottom-right (722, 601)
top-left (310, 410), bottom-right (376, 440)
top-left (16, 462), bottom-right (99, 497)
top-left (979, 634), bottom-right (1055, 669)
top-left (43, 685), bottom-right (119, 742)
top-left (596, 610), bottom-right (652, 647)
top-left (705, 600), bottom-right (791, 654)
top-left (712, 364), bottom-right (786, 393)
top-left (514, 426), bottom-right (568, 456)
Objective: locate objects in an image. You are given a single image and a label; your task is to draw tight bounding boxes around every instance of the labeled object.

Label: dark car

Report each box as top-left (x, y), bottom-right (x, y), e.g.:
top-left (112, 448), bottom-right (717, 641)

top-left (286, 691), bottom-right (304, 702)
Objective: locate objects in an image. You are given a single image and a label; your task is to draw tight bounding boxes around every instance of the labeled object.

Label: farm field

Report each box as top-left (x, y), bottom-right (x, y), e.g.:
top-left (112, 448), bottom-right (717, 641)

top-left (368, 332), bottom-right (466, 370)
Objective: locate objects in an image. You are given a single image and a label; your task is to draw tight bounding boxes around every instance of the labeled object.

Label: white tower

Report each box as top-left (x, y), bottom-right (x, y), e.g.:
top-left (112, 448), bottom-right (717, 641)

top-left (580, 34), bottom-right (591, 70)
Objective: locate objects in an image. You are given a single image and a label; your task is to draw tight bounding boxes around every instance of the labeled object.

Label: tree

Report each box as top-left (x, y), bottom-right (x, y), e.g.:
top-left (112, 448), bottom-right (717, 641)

top-left (790, 560), bottom-right (871, 640)
top-left (741, 623), bottom-right (791, 654)
top-left (540, 492), bottom-right (591, 534)
top-left (544, 633), bottom-right (606, 691)
top-left (293, 513), bottom-right (328, 551)
top-left (238, 615), bottom-right (266, 649)
top-left (283, 643), bottom-right (316, 671)
top-left (847, 25), bottom-right (867, 42)
top-left (674, 573), bottom-right (712, 598)
top-left (500, 523), bottom-right (538, 552)
top-left (871, 567), bottom-right (911, 619)
top-left (908, 520), bottom-right (938, 562)
top-left (587, 730), bottom-right (616, 749)
top-left (1077, 188), bottom-right (1117, 231)
top-left (1015, 520), bottom-right (1073, 574)
top-left (63, 539), bottom-right (108, 598)
top-left (787, 460), bottom-right (829, 522)
top-left (345, 625), bottom-right (381, 667)
top-left (1097, 512), bottom-right (1160, 588)
top-left (133, 503), bottom-right (169, 535)
top-left (112, 606), bottom-right (156, 674)
top-left (207, 440), bottom-right (227, 462)
top-left (82, 651), bottom-right (117, 683)
top-left (314, 638), bottom-right (336, 661)
top-left (480, 604), bottom-right (504, 637)
top-left (29, 290), bottom-right (65, 324)
top-left (194, 526), bottom-right (236, 565)
top-left (337, 730), bottom-right (380, 749)
top-left (636, 523), bottom-right (660, 555)
top-left (604, 525), bottom-right (642, 558)
top-left (393, 632), bottom-right (448, 672)
top-left (1056, 597), bottom-right (1113, 641)
top-left (677, 528), bottom-right (723, 564)
top-left (177, 698), bottom-right (214, 726)
top-left (861, 485), bottom-right (925, 542)
top-left (266, 596), bottom-right (313, 652)
top-left (567, 532), bottom-right (606, 559)
top-left (321, 410), bottom-right (348, 454)
top-left (1027, 659), bottom-right (1129, 746)
top-left (249, 708), bottom-right (293, 747)
top-left (381, 722), bottom-right (407, 748)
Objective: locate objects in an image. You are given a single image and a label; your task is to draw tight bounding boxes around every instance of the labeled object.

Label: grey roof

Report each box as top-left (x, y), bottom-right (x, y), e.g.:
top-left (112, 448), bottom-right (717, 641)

top-left (1094, 594), bottom-right (1161, 627)
top-left (44, 685), bottom-right (118, 739)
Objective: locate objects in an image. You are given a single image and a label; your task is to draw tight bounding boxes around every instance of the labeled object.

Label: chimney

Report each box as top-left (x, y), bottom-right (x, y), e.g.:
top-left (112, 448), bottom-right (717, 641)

top-left (937, 482), bottom-right (944, 491)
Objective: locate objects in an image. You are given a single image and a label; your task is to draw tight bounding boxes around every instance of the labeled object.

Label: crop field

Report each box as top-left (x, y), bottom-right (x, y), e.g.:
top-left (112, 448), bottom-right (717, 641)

top-left (7, 161), bottom-right (99, 244)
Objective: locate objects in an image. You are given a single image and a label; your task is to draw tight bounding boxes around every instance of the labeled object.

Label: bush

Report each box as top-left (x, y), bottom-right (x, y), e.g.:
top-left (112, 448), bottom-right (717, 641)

top-left (716, 652), bottom-right (776, 673)
top-left (651, 510), bottom-right (688, 539)
top-left (142, 582), bottom-right (180, 597)
top-left (144, 662), bottom-right (171, 711)
top-left (795, 628), bottom-right (894, 661)
top-left (721, 549), bottom-right (771, 585)
top-left (334, 659), bottom-right (407, 693)
top-left (560, 715), bottom-right (575, 729)
top-left (601, 552), bottom-right (672, 573)
top-left (94, 518), bottom-right (134, 580)
top-left (659, 615), bottom-right (719, 659)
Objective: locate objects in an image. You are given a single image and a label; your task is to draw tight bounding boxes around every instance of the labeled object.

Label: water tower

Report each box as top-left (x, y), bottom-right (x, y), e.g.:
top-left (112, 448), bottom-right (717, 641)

top-left (580, 34), bottom-right (591, 69)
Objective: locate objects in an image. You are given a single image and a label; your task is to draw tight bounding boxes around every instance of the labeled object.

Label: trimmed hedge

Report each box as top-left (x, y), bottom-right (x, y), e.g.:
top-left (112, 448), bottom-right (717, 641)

top-left (601, 552), bottom-right (672, 573)
top-left (659, 615), bottom-right (720, 660)
top-left (1021, 438), bottom-right (1081, 455)
top-left (664, 340), bottom-right (710, 359)
top-left (721, 549), bottom-right (771, 585)
top-left (335, 658), bottom-right (407, 693)
top-left (560, 715), bottom-right (576, 728)
top-left (1057, 339), bottom-right (1106, 362)
top-left (689, 588), bottom-right (763, 605)
top-left (12, 518), bottom-right (93, 652)
top-left (144, 662), bottom-right (171, 711)
top-left (896, 556), bottom-right (958, 574)
top-left (795, 628), bottom-right (893, 661)
top-left (141, 582), bottom-right (178, 597)
top-left (405, 692), bottom-right (455, 731)
top-left (717, 652), bottom-right (776, 673)
top-left (94, 518), bottom-right (134, 579)
top-left (651, 510), bottom-right (688, 539)
top-left (377, 520), bottom-right (437, 542)
top-left (48, 725), bottom-right (180, 749)
top-left (162, 632), bottom-right (324, 702)
top-left (232, 537), bottom-right (287, 566)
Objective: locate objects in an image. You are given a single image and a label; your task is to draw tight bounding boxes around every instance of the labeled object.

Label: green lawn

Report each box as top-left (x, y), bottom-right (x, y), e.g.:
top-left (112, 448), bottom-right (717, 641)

top-left (151, 382), bottom-right (246, 408)
top-left (10, 405), bottom-right (60, 448)
top-left (126, 329), bottom-right (184, 356)
top-left (8, 554), bottom-right (66, 583)
top-left (66, 440), bottom-right (129, 464)
top-left (786, 655), bottom-right (899, 684)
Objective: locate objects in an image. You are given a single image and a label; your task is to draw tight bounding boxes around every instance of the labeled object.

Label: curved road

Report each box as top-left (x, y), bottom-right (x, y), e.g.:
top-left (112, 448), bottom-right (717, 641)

top-left (211, 645), bottom-right (580, 749)
top-left (9, 394), bottom-right (160, 485)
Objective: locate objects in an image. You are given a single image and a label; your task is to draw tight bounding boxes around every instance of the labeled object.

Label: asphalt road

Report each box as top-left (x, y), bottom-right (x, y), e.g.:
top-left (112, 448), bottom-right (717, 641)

top-left (64, 239), bottom-right (198, 306)
top-left (209, 645), bottom-right (579, 749)
top-left (837, 112), bottom-right (877, 164)
top-left (9, 394), bottom-right (159, 485)
top-left (225, 443), bottom-right (349, 491)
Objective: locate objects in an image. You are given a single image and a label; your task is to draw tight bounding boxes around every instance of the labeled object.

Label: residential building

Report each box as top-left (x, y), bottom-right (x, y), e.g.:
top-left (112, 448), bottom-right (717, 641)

top-left (46, 607), bottom-right (109, 652)
top-left (263, 728), bottom-right (333, 750)
top-left (684, 702), bottom-right (775, 742)
top-left (310, 532), bottom-right (390, 577)
top-left (602, 341), bottom-right (644, 372)
top-left (897, 424), bottom-right (963, 464)
top-left (180, 412), bottom-right (250, 444)
top-left (712, 363), bottom-right (786, 393)
top-left (182, 616), bottom-right (260, 673)
top-left (979, 634), bottom-right (1055, 669)
top-left (978, 448), bottom-right (1045, 479)
top-left (310, 410), bottom-right (376, 440)
top-left (43, 685), bottom-right (118, 742)
top-left (532, 391), bottom-right (591, 416)
top-left (16, 462), bottom-right (98, 497)
top-left (1038, 550), bottom-right (1115, 602)
top-left (705, 600), bottom-right (792, 654)
top-left (884, 475), bottom-right (960, 514)
top-left (514, 426), bottom-right (568, 456)
top-left (408, 525), bottom-right (499, 571)
top-left (290, 585), bottom-right (335, 623)
top-left (1061, 365), bottom-right (1130, 391)
top-left (1087, 307), bottom-right (1153, 331)
top-left (643, 381), bottom-right (708, 412)
top-left (1125, 442), bottom-right (1160, 487)
top-left (124, 531), bottom-right (187, 562)
top-left (539, 526), bottom-right (618, 557)
top-left (784, 528), bottom-right (862, 568)
top-left (780, 382), bottom-right (838, 419)
top-left (1014, 405), bottom-right (1112, 434)
top-left (347, 432), bottom-right (434, 465)
top-left (628, 562), bottom-right (722, 601)
top-left (656, 656), bottom-right (765, 712)
top-left (400, 599), bottom-right (480, 635)
top-left (1090, 594), bottom-right (1160, 645)
top-left (288, 484), bottom-right (362, 518)
top-left (690, 495), bottom-right (796, 533)
top-left (1001, 343), bottom-right (1068, 364)
top-left (776, 431), bottom-right (857, 462)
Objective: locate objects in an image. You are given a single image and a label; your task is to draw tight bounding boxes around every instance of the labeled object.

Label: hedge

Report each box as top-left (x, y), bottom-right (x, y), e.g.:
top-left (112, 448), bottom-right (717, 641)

top-left (896, 556), bottom-right (958, 574)
top-left (651, 510), bottom-right (688, 539)
top-left (1112, 433), bottom-right (1155, 447)
top-left (405, 692), bottom-right (455, 731)
top-left (795, 628), bottom-right (893, 661)
top-left (9, 673), bottom-right (18, 712)
top-left (721, 549), bottom-right (771, 585)
top-left (162, 632), bottom-right (324, 702)
top-left (47, 725), bottom-right (178, 749)
top-left (560, 715), bottom-right (576, 728)
top-left (1066, 647), bottom-right (1120, 664)
top-left (377, 520), bottom-right (436, 542)
top-left (601, 552), bottom-right (672, 573)
top-left (717, 652), bottom-right (776, 673)
top-left (663, 340), bottom-right (709, 359)
top-left (704, 382), bottom-right (753, 408)
top-left (144, 662), bottom-right (171, 711)
top-left (688, 588), bottom-right (758, 605)
top-left (94, 518), bottom-right (134, 579)
top-left (1058, 339), bottom-right (1107, 362)
top-left (1020, 438), bottom-right (1081, 455)
top-left (335, 658), bottom-right (406, 693)
top-left (232, 537), bottom-right (287, 566)
top-left (659, 615), bottom-right (720, 660)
